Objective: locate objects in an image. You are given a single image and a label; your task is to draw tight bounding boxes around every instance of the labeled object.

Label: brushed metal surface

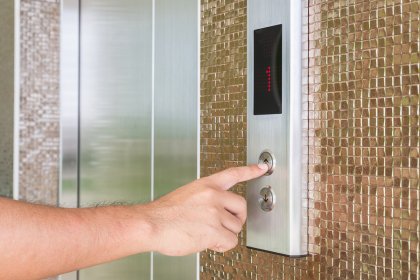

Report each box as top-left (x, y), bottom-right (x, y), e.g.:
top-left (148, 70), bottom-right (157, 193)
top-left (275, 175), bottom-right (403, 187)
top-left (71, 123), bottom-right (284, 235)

top-left (60, 0), bottom-right (79, 210)
top-left (247, 0), bottom-right (306, 256)
top-left (153, 0), bottom-right (198, 279)
top-left (60, 1), bottom-right (79, 278)
top-left (61, 0), bottom-right (199, 277)
top-left (78, 0), bottom-right (152, 278)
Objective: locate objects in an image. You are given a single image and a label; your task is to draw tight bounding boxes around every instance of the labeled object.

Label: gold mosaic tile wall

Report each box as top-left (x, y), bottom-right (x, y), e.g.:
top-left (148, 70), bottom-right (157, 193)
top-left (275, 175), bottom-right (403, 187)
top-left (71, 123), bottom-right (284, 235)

top-left (19, 0), bottom-right (60, 205)
top-left (200, 0), bottom-right (419, 279)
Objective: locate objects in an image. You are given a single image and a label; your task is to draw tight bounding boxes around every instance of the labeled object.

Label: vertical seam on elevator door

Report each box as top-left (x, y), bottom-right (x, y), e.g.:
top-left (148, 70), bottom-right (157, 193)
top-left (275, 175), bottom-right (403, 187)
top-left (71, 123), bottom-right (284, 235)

top-left (76, 0), bottom-right (82, 279)
top-left (196, 1), bottom-right (201, 278)
top-left (150, 0), bottom-right (155, 279)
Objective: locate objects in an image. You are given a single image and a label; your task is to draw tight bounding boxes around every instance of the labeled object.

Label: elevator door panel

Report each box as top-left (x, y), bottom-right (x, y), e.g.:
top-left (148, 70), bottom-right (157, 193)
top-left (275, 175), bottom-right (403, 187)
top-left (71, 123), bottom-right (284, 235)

top-left (153, 0), bottom-right (199, 280)
top-left (153, 0), bottom-right (198, 278)
top-left (79, 0), bottom-right (152, 279)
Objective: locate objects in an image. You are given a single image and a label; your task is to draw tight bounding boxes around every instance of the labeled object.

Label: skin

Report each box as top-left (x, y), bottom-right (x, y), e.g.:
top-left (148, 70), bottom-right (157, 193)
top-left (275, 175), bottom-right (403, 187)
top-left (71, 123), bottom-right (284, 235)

top-left (0, 164), bottom-right (267, 280)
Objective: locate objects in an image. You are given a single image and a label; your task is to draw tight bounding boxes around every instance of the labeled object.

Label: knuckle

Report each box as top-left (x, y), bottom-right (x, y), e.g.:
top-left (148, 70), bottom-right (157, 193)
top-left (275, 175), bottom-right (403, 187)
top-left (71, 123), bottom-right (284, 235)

top-left (234, 222), bottom-right (243, 233)
top-left (242, 210), bottom-right (248, 222)
top-left (235, 195), bottom-right (247, 222)
top-left (208, 206), bottom-right (219, 216)
top-left (228, 235), bottom-right (238, 249)
top-left (210, 231), bottom-right (238, 253)
top-left (212, 246), bottom-right (225, 253)
top-left (199, 177), bottom-right (212, 187)
top-left (217, 247), bottom-right (227, 253)
top-left (238, 196), bottom-right (247, 208)
top-left (201, 187), bottom-right (216, 199)
top-left (238, 219), bottom-right (245, 230)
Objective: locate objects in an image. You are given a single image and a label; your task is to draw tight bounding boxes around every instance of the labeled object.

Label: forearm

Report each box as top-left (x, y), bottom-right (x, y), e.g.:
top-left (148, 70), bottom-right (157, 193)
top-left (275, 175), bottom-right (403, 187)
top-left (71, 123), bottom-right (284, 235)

top-left (0, 165), bottom-right (266, 279)
top-left (0, 197), bottom-right (154, 280)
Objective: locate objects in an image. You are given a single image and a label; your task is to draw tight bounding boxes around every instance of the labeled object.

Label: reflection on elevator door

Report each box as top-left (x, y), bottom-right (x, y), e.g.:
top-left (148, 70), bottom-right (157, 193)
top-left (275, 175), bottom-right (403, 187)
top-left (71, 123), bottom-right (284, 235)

top-left (61, 0), bottom-right (199, 279)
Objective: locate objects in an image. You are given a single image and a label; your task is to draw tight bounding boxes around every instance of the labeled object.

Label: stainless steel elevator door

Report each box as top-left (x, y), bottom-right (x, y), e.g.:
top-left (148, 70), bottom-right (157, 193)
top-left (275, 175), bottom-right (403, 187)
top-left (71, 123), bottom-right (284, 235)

top-left (61, 0), bottom-right (199, 278)
top-left (79, 0), bottom-right (153, 279)
top-left (153, 0), bottom-right (198, 279)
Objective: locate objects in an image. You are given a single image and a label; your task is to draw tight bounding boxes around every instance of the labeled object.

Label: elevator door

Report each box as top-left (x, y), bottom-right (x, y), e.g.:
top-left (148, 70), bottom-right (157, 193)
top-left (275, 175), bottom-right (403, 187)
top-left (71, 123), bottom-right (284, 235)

top-left (60, 0), bottom-right (199, 279)
top-left (79, 0), bottom-right (152, 278)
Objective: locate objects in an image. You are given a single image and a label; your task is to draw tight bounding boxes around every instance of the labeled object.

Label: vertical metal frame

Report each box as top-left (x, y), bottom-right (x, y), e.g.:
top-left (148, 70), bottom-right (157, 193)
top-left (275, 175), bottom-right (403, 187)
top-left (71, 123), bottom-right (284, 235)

top-left (13, 0), bottom-right (21, 200)
top-left (153, 0), bottom-right (199, 278)
top-left (60, 0), bottom-right (80, 210)
top-left (150, 0), bottom-right (155, 278)
top-left (59, 0), bottom-right (79, 279)
top-left (246, 0), bottom-right (307, 256)
top-left (288, 0), bottom-right (305, 256)
top-left (195, 0), bottom-right (201, 277)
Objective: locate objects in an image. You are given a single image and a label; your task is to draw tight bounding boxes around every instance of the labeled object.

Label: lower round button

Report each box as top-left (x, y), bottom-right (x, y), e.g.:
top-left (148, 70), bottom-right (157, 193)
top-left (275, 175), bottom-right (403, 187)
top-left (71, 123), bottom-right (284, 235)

top-left (259, 186), bottom-right (275, 212)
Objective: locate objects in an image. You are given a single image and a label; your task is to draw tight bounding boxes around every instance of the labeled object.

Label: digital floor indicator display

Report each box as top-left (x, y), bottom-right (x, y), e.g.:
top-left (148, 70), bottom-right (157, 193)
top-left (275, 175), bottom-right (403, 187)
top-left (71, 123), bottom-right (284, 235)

top-left (253, 24), bottom-right (282, 115)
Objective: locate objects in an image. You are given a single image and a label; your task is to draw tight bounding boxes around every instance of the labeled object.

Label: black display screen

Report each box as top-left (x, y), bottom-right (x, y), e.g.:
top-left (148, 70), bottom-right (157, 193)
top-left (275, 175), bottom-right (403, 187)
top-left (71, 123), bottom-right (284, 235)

top-left (254, 24), bottom-right (282, 115)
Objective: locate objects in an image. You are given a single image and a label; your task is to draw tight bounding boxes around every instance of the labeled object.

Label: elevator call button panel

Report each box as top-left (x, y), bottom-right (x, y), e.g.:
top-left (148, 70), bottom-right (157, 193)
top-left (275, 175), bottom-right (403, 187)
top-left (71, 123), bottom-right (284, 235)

top-left (247, 0), bottom-right (307, 257)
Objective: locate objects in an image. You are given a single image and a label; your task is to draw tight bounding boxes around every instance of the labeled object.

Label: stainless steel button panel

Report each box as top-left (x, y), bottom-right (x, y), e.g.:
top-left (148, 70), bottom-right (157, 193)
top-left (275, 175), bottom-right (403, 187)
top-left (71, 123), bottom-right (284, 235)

top-left (258, 150), bottom-right (275, 175)
top-left (247, 0), bottom-right (306, 256)
top-left (259, 186), bottom-right (275, 211)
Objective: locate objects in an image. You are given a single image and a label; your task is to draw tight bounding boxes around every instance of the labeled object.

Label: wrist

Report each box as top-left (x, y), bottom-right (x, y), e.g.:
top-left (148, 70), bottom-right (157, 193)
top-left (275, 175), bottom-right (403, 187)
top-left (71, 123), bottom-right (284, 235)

top-left (131, 204), bottom-right (158, 253)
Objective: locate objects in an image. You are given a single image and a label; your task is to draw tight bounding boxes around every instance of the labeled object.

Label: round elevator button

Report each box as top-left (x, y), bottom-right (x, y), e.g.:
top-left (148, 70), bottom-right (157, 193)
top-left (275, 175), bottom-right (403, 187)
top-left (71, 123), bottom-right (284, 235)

top-left (258, 150), bottom-right (275, 175)
top-left (259, 186), bottom-right (275, 212)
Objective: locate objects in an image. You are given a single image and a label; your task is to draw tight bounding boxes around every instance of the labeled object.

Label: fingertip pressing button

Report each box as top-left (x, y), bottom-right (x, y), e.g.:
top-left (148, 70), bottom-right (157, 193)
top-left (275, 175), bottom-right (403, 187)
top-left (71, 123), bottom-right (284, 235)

top-left (258, 150), bottom-right (275, 175)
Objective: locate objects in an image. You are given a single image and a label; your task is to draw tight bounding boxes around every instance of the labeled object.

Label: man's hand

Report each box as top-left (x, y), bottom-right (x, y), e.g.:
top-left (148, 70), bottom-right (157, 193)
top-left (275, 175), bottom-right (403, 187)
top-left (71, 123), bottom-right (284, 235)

top-left (0, 164), bottom-right (266, 279)
top-left (143, 164), bottom-right (268, 256)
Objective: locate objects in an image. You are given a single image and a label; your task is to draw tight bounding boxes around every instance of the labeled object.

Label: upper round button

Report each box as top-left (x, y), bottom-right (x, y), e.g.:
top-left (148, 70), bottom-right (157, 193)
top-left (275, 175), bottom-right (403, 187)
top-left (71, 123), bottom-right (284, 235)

top-left (258, 150), bottom-right (275, 175)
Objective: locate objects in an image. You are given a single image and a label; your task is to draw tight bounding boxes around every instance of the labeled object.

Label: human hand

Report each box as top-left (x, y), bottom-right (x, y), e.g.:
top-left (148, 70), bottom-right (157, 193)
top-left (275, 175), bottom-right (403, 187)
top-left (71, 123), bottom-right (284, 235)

top-left (143, 164), bottom-right (268, 256)
top-left (0, 165), bottom-right (266, 279)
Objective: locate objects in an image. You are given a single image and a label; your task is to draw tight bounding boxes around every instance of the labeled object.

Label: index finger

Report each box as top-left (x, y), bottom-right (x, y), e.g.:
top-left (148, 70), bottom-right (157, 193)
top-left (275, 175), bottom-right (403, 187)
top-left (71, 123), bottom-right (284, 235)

top-left (206, 164), bottom-right (268, 190)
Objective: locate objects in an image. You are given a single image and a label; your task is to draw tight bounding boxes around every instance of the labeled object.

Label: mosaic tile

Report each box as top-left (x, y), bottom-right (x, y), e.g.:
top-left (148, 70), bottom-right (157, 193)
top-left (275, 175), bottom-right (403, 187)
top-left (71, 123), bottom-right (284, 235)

top-left (19, 0), bottom-right (60, 205)
top-left (200, 0), bottom-right (419, 279)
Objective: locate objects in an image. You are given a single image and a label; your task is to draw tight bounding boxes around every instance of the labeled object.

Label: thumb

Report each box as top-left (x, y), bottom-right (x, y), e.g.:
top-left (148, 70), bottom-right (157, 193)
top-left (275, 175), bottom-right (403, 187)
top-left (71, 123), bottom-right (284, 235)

top-left (206, 164), bottom-right (268, 190)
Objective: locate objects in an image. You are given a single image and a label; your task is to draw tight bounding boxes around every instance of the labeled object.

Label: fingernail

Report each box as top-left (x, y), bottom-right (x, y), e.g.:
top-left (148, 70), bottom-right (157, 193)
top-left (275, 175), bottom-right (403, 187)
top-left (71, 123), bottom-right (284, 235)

top-left (257, 163), bottom-right (268, 170)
